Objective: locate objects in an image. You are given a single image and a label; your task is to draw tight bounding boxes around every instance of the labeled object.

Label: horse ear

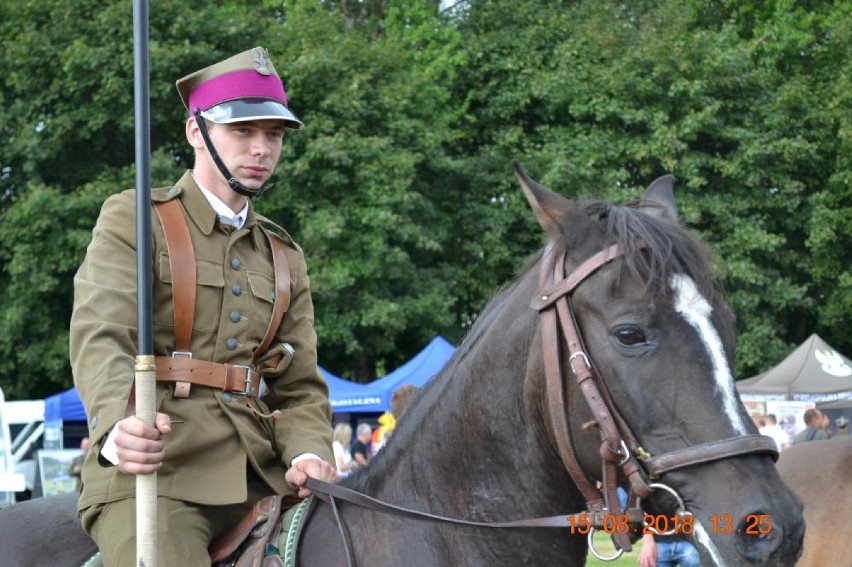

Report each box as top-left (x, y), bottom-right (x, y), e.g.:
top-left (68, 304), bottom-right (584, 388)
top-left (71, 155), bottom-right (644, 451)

top-left (639, 174), bottom-right (679, 223)
top-left (513, 161), bottom-right (572, 233)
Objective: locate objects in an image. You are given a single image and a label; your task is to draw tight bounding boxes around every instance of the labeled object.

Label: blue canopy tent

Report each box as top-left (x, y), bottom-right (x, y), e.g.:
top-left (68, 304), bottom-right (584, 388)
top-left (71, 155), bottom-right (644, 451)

top-left (365, 336), bottom-right (456, 407)
top-left (319, 367), bottom-right (386, 413)
top-left (43, 386), bottom-right (88, 422)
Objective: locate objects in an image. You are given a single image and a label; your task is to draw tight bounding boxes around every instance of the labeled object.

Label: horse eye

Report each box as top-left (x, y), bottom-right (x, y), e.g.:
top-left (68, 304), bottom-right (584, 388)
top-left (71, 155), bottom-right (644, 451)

top-left (613, 326), bottom-right (646, 346)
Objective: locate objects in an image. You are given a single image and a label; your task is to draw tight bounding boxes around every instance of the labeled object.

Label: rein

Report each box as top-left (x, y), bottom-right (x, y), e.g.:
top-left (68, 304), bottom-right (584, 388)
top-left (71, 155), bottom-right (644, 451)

top-left (531, 240), bottom-right (779, 555)
top-left (304, 477), bottom-right (643, 567)
top-left (301, 240), bottom-right (778, 566)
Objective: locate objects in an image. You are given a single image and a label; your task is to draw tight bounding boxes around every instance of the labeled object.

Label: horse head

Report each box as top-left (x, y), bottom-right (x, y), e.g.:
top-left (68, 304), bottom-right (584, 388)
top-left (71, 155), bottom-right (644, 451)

top-left (299, 163), bottom-right (804, 567)
top-left (514, 162), bottom-right (804, 566)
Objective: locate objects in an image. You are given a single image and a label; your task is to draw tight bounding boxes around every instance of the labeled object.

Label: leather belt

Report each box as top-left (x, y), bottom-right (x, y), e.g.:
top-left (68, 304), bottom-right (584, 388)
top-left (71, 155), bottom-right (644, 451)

top-left (155, 356), bottom-right (261, 399)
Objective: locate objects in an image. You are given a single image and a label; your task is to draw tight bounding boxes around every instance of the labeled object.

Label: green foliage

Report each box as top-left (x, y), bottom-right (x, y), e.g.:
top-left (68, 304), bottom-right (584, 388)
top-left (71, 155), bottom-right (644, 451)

top-left (0, 0), bottom-right (849, 398)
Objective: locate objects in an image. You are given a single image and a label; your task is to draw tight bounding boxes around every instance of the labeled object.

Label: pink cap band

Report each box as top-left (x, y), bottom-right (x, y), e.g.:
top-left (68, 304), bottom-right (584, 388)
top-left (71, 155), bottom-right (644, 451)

top-left (188, 69), bottom-right (288, 113)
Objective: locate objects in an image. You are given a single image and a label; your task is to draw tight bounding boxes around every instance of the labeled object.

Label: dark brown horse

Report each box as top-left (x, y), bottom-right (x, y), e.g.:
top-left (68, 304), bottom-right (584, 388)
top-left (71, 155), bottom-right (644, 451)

top-left (0, 164), bottom-right (804, 566)
top-left (777, 438), bottom-right (852, 567)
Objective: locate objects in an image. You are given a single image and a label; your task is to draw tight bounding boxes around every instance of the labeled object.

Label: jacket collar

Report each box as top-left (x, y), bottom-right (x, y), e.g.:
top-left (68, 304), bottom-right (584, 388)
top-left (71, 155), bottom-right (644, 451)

top-left (173, 171), bottom-right (263, 249)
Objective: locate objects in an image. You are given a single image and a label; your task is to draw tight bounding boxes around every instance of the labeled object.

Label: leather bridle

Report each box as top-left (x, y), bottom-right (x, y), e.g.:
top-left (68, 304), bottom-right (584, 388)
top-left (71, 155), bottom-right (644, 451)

top-left (530, 240), bottom-right (779, 553)
top-left (302, 239), bottom-right (780, 565)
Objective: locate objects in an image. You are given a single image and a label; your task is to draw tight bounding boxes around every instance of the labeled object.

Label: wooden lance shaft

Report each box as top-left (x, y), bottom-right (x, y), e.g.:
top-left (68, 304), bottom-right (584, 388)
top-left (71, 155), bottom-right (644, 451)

top-left (134, 356), bottom-right (157, 566)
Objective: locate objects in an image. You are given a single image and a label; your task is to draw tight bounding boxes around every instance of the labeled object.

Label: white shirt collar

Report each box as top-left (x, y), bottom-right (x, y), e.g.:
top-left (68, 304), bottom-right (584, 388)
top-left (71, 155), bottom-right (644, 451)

top-left (192, 172), bottom-right (249, 229)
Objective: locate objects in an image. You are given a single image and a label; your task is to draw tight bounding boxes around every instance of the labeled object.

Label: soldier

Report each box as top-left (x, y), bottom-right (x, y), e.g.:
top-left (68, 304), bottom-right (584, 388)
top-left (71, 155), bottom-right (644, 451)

top-left (70, 47), bottom-right (337, 565)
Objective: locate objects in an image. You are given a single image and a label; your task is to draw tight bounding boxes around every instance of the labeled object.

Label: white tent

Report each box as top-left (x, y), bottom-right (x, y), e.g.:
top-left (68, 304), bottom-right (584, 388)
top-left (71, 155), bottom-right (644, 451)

top-left (736, 334), bottom-right (852, 397)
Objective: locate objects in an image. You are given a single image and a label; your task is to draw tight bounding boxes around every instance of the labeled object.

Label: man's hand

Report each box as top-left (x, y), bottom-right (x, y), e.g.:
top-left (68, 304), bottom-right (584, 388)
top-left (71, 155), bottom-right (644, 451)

top-left (113, 412), bottom-right (172, 475)
top-left (638, 533), bottom-right (657, 567)
top-left (285, 457), bottom-right (339, 498)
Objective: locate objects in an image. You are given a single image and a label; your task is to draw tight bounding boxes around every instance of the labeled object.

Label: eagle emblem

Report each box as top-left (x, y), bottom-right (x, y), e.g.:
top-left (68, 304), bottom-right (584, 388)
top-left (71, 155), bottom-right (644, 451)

top-left (814, 347), bottom-right (852, 377)
top-left (252, 47), bottom-right (272, 76)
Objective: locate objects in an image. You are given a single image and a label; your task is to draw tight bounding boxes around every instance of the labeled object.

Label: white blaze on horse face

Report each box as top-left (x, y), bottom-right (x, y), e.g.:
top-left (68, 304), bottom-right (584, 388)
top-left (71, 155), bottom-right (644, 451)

top-left (693, 521), bottom-right (728, 567)
top-left (670, 274), bottom-right (747, 435)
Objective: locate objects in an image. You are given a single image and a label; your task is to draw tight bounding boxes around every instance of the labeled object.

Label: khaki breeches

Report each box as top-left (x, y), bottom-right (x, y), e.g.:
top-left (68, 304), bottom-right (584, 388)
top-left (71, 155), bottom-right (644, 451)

top-left (81, 477), bottom-right (274, 567)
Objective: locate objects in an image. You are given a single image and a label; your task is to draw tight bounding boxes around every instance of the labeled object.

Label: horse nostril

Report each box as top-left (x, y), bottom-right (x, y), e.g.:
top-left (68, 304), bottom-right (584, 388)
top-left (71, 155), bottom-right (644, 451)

top-left (733, 512), bottom-right (783, 561)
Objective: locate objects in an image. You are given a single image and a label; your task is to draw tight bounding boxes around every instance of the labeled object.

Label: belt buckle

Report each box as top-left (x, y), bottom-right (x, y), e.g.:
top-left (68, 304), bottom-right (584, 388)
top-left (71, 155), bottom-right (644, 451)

top-left (171, 352), bottom-right (193, 398)
top-left (234, 364), bottom-right (255, 396)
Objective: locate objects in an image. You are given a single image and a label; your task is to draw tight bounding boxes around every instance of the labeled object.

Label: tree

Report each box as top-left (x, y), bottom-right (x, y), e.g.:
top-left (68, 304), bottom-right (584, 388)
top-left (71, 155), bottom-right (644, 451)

top-left (1, 0), bottom-right (849, 399)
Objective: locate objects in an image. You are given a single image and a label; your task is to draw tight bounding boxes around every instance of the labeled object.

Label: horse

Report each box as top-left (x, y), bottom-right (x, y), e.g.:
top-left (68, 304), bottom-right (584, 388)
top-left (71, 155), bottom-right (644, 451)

top-left (777, 438), bottom-right (852, 567)
top-left (0, 163), bottom-right (804, 566)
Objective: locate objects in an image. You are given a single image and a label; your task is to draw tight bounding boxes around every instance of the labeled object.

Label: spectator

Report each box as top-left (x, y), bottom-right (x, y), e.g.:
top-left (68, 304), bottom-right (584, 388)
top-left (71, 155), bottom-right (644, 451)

top-left (759, 414), bottom-right (791, 452)
top-left (351, 423), bottom-right (373, 467)
top-left (332, 424), bottom-right (355, 475)
top-left (372, 384), bottom-right (421, 455)
top-left (832, 416), bottom-right (850, 440)
top-left (792, 408), bottom-right (830, 444)
top-left (638, 532), bottom-right (700, 567)
top-left (68, 437), bottom-right (90, 492)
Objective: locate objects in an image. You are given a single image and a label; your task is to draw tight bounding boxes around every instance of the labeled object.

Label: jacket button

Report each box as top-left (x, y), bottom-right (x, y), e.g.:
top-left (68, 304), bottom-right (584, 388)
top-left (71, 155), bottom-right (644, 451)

top-left (229, 310), bottom-right (241, 323)
top-left (226, 337), bottom-right (238, 350)
top-left (91, 416), bottom-right (99, 429)
top-left (222, 393), bottom-right (233, 403)
top-left (231, 284), bottom-right (242, 296)
top-left (231, 259), bottom-right (241, 270)
top-left (269, 291), bottom-right (276, 302)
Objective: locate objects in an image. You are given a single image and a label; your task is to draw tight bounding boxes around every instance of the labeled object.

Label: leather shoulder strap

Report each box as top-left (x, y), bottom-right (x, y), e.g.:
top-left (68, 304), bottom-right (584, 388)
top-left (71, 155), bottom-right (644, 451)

top-left (153, 199), bottom-right (196, 352)
top-left (255, 227), bottom-right (292, 363)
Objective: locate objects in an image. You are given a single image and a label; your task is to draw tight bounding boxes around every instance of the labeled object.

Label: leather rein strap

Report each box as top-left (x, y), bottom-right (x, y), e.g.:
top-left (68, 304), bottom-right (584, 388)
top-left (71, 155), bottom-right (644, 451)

top-left (303, 478), bottom-right (643, 567)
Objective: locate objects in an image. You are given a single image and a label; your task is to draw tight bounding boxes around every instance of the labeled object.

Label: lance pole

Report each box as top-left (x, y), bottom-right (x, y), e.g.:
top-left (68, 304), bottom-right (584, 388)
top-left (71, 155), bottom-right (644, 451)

top-left (132, 0), bottom-right (156, 565)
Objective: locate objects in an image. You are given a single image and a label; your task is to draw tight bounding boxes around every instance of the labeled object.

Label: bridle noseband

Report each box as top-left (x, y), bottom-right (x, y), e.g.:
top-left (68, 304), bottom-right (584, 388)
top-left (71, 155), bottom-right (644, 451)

top-left (532, 240), bottom-right (779, 555)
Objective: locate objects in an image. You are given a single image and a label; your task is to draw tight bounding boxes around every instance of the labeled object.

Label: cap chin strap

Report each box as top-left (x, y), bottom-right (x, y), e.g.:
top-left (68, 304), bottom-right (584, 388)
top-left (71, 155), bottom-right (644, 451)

top-left (194, 108), bottom-right (270, 198)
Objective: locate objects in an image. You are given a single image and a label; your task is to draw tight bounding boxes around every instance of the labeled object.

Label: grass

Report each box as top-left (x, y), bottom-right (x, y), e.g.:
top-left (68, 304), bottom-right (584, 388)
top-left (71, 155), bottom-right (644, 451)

top-left (585, 531), bottom-right (645, 566)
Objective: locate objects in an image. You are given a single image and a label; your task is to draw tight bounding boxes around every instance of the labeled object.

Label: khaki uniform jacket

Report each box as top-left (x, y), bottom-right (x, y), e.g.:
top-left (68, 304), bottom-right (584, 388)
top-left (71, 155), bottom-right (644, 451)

top-left (71, 171), bottom-right (333, 510)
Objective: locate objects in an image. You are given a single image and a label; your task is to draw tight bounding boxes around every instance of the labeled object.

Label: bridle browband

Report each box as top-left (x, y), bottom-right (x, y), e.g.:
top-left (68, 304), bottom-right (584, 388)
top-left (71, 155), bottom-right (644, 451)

top-left (532, 240), bottom-right (779, 553)
top-left (302, 239), bottom-right (779, 565)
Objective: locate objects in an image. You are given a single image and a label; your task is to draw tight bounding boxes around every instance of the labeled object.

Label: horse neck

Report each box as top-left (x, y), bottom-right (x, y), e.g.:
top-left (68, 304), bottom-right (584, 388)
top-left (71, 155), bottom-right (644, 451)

top-left (348, 268), bottom-right (581, 519)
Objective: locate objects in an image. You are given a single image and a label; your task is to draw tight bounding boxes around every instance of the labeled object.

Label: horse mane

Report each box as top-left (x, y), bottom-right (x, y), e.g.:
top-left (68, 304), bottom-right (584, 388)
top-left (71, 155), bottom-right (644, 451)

top-left (571, 198), bottom-right (719, 300)
top-left (455, 195), bottom-right (721, 359)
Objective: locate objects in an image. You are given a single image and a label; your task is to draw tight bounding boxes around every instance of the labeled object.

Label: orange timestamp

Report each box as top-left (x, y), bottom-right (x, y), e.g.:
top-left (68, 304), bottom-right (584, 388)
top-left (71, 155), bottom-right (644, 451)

top-left (566, 513), bottom-right (773, 536)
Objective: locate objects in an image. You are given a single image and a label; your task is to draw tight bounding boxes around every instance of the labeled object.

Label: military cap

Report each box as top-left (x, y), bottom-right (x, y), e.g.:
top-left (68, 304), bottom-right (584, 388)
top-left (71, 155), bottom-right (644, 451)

top-left (176, 46), bottom-right (302, 129)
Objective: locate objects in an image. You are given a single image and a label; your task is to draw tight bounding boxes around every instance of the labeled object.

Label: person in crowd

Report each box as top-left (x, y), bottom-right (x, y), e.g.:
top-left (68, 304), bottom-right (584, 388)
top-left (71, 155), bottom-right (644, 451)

top-left (371, 384), bottom-right (421, 455)
top-left (792, 408), bottom-right (830, 444)
top-left (638, 531), bottom-right (700, 567)
top-left (70, 46), bottom-right (337, 566)
top-left (832, 416), bottom-right (850, 440)
top-left (68, 437), bottom-right (90, 492)
top-left (351, 423), bottom-right (373, 466)
top-left (332, 423), bottom-right (355, 475)
top-left (616, 487), bottom-right (700, 567)
top-left (758, 413), bottom-right (791, 452)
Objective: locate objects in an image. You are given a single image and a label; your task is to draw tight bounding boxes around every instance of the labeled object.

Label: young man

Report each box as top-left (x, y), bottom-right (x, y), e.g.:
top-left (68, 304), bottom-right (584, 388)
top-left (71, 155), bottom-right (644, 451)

top-left (71, 47), bottom-right (337, 565)
top-left (792, 408), bottom-right (830, 444)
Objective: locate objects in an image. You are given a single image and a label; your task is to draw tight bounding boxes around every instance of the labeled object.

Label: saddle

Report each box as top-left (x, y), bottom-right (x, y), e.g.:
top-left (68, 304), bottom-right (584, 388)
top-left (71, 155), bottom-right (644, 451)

top-left (210, 495), bottom-right (302, 567)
